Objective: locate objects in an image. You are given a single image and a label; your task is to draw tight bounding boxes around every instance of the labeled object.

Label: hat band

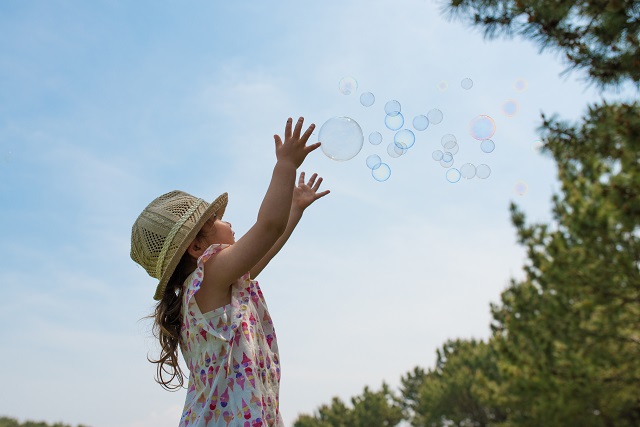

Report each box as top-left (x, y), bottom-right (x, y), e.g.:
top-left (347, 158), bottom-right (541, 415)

top-left (154, 199), bottom-right (205, 279)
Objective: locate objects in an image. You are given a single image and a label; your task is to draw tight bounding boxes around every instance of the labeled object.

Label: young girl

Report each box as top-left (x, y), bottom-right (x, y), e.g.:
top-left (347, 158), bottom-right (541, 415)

top-left (130, 117), bottom-right (329, 426)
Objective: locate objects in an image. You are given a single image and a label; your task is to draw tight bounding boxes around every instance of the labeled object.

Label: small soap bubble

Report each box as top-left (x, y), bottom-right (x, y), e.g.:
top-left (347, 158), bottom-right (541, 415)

top-left (514, 181), bottom-right (528, 196)
top-left (502, 99), bottom-right (519, 116)
top-left (437, 81), bottom-right (448, 92)
top-left (387, 142), bottom-right (408, 157)
top-left (441, 134), bottom-right (457, 148)
top-left (476, 164), bottom-right (491, 179)
top-left (480, 139), bottom-right (495, 153)
top-left (384, 100), bottom-right (401, 116)
top-left (461, 78), bottom-right (473, 90)
top-left (412, 115), bottom-right (429, 131)
top-left (318, 116), bottom-right (364, 161)
top-left (394, 129), bottom-right (415, 149)
top-left (366, 154), bottom-right (382, 170)
top-left (446, 141), bottom-right (459, 155)
top-left (339, 77), bottom-right (357, 95)
top-left (372, 163), bottom-right (391, 182)
top-left (440, 157), bottom-right (454, 168)
top-left (385, 112), bottom-right (404, 131)
top-left (460, 163), bottom-right (477, 179)
top-left (446, 168), bottom-right (461, 183)
top-left (432, 150), bottom-right (444, 161)
top-left (514, 78), bottom-right (528, 92)
top-left (442, 152), bottom-right (453, 163)
top-left (369, 131), bottom-right (383, 145)
top-left (427, 109), bottom-right (443, 125)
top-left (360, 92), bottom-right (375, 107)
top-left (469, 115), bottom-right (496, 140)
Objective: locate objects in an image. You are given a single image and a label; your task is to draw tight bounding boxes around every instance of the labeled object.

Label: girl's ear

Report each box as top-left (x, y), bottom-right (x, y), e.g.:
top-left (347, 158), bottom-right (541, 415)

top-left (186, 238), bottom-right (205, 259)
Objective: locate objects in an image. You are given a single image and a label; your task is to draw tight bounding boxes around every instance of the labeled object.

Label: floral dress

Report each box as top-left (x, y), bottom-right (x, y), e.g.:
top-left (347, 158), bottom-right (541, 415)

top-left (178, 244), bottom-right (283, 427)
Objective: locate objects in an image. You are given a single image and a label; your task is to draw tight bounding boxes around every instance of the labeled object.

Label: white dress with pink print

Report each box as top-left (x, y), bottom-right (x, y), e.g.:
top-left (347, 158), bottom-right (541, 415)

top-left (178, 244), bottom-right (283, 427)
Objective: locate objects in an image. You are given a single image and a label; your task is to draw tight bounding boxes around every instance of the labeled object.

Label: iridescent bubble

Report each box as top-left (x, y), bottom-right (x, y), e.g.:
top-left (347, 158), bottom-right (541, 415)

top-left (514, 78), bottom-right (528, 92)
top-left (385, 112), bottom-right (404, 131)
top-left (384, 100), bottom-right (401, 116)
top-left (318, 116), bottom-right (364, 161)
top-left (502, 99), bottom-right (519, 117)
top-left (437, 81), bottom-right (448, 92)
top-left (469, 115), bottom-right (496, 140)
top-left (339, 77), bottom-right (357, 95)
top-left (480, 139), bottom-right (495, 153)
top-left (432, 150), bottom-right (444, 161)
top-left (514, 181), bottom-right (528, 196)
top-left (460, 163), bottom-right (476, 179)
top-left (427, 109), bottom-right (443, 125)
top-left (366, 154), bottom-right (382, 170)
top-left (412, 115), bottom-right (429, 131)
top-left (476, 164), bottom-right (491, 179)
top-left (461, 78), bottom-right (473, 90)
top-left (446, 168), bottom-right (461, 183)
top-left (441, 134), bottom-right (457, 148)
top-left (369, 131), bottom-right (383, 145)
top-left (394, 129), bottom-right (415, 149)
top-left (372, 163), bottom-right (391, 181)
top-left (360, 92), bottom-right (375, 107)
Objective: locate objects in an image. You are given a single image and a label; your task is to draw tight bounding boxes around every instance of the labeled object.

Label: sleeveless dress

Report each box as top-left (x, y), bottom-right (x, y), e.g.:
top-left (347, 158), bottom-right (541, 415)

top-left (178, 244), bottom-right (284, 427)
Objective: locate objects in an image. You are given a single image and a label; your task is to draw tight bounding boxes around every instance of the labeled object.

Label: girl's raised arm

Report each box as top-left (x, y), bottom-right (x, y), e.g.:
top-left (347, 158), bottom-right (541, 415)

top-left (197, 117), bottom-right (320, 296)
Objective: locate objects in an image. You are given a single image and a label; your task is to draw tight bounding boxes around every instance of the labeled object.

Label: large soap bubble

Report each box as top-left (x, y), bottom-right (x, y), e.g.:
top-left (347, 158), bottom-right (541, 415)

top-left (318, 116), bottom-right (364, 161)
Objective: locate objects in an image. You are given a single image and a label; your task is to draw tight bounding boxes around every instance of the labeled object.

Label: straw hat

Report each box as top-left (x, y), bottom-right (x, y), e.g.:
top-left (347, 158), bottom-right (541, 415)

top-left (130, 190), bottom-right (228, 300)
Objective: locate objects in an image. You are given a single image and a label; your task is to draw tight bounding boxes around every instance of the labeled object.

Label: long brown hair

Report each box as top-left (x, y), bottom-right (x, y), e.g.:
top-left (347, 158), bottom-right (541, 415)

top-left (147, 252), bottom-right (197, 391)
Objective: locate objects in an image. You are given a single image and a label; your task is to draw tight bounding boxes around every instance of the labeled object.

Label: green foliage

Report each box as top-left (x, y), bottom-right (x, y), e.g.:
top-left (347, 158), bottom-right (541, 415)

top-left (0, 417), bottom-right (90, 427)
top-left (292, 384), bottom-right (404, 427)
top-left (444, 0), bottom-right (640, 88)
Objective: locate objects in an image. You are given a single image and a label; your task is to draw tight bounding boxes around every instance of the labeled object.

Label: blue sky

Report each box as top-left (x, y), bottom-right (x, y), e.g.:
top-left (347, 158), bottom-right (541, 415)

top-left (0, 1), bottom-right (634, 426)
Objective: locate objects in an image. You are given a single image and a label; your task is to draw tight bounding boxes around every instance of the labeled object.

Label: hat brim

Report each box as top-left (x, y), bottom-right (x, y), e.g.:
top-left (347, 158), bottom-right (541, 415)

top-left (153, 192), bottom-right (228, 300)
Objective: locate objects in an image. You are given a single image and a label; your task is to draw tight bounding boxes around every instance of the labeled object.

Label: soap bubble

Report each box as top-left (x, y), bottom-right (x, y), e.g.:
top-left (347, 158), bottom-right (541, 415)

top-left (369, 131), bottom-right (383, 145)
top-left (339, 77), bottom-right (357, 95)
top-left (412, 115), bottom-right (429, 131)
top-left (437, 81), bottom-right (448, 92)
top-left (469, 115), bottom-right (496, 140)
top-left (366, 154), bottom-right (382, 169)
top-left (372, 163), bottom-right (391, 181)
top-left (441, 134), bottom-right (457, 148)
top-left (360, 92), bottom-right (375, 107)
top-left (387, 142), bottom-right (408, 158)
top-left (446, 168), bottom-right (461, 183)
top-left (514, 181), bottom-right (528, 196)
top-left (384, 100), bottom-right (401, 116)
top-left (385, 112), bottom-right (404, 131)
top-left (532, 139), bottom-right (544, 154)
top-left (427, 109), bottom-right (443, 124)
top-left (442, 152), bottom-right (453, 163)
top-left (460, 163), bottom-right (477, 179)
top-left (476, 164), bottom-right (491, 179)
top-left (394, 129), bottom-right (415, 149)
top-left (440, 156), bottom-right (454, 168)
top-left (432, 150), bottom-right (444, 161)
top-left (446, 141), bottom-right (459, 155)
top-left (480, 139), bottom-right (495, 153)
top-left (318, 116), bottom-right (364, 161)
top-left (461, 78), bottom-right (473, 90)
top-left (502, 99), bottom-right (519, 116)
top-left (514, 78), bottom-right (528, 92)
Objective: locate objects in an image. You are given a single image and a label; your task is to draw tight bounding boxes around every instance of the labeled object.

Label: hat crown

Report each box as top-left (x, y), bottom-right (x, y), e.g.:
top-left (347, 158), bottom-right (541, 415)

top-left (131, 191), bottom-right (207, 279)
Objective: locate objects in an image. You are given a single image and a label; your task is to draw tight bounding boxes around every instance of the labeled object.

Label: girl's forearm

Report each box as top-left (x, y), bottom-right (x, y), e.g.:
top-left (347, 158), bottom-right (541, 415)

top-left (250, 207), bottom-right (303, 279)
top-left (255, 160), bottom-right (297, 233)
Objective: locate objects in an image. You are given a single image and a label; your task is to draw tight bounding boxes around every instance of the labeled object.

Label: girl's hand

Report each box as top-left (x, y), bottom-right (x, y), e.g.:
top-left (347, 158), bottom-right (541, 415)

top-left (293, 172), bottom-right (330, 211)
top-left (274, 117), bottom-right (321, 169)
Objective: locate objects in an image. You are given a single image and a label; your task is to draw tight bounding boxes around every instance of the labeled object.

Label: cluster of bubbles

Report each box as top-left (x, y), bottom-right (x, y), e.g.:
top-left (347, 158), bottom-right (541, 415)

top-left (323, 76), bottom-right (535, 188)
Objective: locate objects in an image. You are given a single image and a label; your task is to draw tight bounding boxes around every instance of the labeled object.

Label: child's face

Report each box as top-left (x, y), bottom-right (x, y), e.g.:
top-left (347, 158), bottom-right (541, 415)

top-left (199, 215), bottom-right (235, 246)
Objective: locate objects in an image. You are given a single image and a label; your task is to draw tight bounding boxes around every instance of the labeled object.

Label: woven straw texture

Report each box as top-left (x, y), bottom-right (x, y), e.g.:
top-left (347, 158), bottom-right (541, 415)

top-left (130, 190), bottom-right (228, 300)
